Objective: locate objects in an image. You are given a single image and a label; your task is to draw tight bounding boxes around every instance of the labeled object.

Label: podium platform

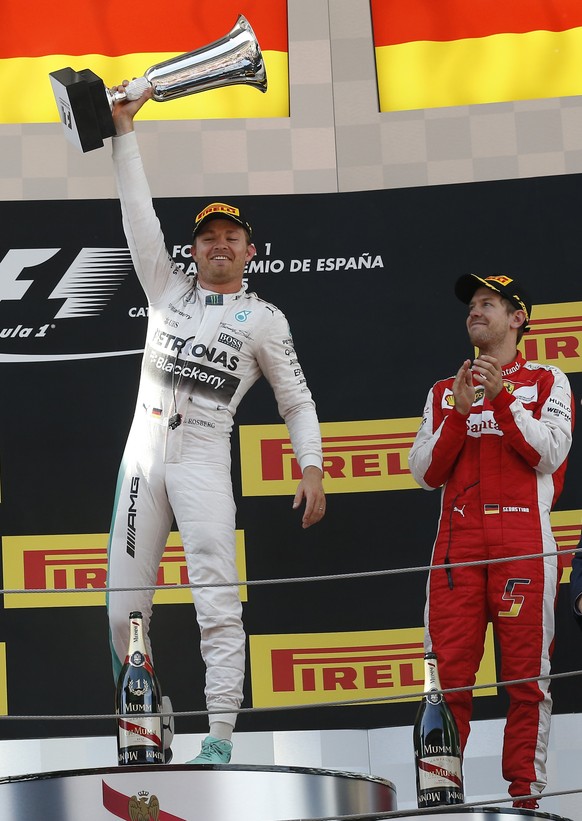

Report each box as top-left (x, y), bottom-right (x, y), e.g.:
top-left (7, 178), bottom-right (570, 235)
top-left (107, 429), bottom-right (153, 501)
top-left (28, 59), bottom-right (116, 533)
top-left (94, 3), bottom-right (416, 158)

top-left (0, 763), bottom-right (397, 820)
top-left (390, 807), bottom-right (572, 821)
top-left (388, 811), bottom-right (572, 821)
top-left (0, 764), bottom-right (573, 821)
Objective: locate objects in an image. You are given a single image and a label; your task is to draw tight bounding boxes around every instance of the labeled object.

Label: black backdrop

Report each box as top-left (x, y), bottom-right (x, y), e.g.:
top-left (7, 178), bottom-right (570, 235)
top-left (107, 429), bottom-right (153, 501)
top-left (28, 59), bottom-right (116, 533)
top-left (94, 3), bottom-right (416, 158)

top-left (1, 172), bottom-right (581, 740)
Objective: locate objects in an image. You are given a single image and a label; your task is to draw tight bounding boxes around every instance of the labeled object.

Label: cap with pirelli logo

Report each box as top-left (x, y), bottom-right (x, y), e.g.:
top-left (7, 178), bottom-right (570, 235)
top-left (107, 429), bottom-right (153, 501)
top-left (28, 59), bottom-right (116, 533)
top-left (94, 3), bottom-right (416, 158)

top-left (192, 201), bottom-right (253, 239)
top-left (455, 273), bottom-right (532, 332)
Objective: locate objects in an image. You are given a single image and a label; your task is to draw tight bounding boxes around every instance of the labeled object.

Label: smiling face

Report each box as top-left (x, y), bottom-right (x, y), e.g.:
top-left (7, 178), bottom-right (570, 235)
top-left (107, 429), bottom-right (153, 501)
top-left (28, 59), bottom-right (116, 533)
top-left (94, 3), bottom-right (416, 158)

top-left (466, 286), bottom-right (524, 351)
top-left (190, 218), bottom-right (256, 293)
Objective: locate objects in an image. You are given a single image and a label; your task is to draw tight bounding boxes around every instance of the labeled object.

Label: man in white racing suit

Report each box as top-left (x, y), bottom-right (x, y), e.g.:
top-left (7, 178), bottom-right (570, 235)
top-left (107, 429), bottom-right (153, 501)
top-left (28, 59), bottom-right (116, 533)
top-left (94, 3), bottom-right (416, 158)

top-left (107, 84), bottom-right (326, 765)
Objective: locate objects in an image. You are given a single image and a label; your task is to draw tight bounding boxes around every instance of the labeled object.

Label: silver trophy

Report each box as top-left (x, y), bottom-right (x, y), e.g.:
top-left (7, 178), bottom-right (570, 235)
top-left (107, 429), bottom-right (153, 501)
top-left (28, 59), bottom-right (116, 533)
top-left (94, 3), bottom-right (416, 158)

top-left (49, 15), bottom-right (267, 153)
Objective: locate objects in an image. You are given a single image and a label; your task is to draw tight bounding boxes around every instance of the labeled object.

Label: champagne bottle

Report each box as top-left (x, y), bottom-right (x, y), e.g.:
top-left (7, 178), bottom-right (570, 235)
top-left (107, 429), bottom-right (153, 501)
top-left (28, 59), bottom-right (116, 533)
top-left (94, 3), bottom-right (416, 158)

top-left (116, 610), bottom-right (164, 765)
top-left (413, 652), bottom-right (464, 807)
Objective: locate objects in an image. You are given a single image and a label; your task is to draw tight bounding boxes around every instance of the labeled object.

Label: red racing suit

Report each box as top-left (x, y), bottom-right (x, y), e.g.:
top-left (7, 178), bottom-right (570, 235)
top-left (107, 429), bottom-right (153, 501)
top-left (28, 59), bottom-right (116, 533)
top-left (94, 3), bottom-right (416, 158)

top-left (107, 132), bottom-right (323, 728)
top-left (408, 352), bottom-right (573, 800)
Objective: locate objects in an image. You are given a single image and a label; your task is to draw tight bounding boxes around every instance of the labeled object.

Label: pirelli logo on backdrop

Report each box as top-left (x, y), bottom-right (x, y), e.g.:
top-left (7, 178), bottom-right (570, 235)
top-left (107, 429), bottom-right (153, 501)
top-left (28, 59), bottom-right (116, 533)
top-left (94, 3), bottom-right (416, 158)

top-left (1, 532), bottom-right (248, 609)
top-left (249, 627), bottom-right (497, 708)
top-left (519, 302), bottom-right (582, 372)
top-left (239, 419), bottom-right (422, 496)
top-left (551, 509), bottom-right (582, 584)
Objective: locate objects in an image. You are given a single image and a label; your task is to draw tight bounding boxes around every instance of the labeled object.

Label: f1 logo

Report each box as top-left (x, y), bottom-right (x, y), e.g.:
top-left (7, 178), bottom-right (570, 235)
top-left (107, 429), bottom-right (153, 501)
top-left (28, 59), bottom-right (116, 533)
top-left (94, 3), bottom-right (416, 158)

top-left (0, 249), bottom-right (59, 301)
top-left (0, 247), bottom-right (132, 319)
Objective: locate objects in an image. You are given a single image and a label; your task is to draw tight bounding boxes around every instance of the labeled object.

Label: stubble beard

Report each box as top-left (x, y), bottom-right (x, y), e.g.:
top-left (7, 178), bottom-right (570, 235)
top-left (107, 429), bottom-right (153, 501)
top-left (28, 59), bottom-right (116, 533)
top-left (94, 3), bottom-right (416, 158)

top-left (468, 323), bottom-right (506, 355)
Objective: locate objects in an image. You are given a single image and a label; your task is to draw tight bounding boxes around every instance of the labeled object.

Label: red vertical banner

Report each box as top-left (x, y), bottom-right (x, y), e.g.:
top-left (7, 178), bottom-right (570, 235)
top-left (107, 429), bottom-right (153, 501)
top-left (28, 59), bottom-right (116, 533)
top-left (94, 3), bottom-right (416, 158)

top-left (0, 0), bottom-right (288, 123)
top-left (370, 0), bottom-right (582, 111)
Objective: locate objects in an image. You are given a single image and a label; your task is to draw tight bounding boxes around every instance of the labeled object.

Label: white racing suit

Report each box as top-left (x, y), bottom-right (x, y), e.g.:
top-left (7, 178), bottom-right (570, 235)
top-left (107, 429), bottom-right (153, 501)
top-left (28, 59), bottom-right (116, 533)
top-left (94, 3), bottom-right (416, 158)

top-left (107, 132), bottom-right (323, 726)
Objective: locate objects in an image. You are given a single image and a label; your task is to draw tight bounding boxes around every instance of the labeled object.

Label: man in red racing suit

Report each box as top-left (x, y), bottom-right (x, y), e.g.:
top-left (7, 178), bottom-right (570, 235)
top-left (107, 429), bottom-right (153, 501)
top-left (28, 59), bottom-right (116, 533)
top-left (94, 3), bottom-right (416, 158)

top-left (409, 274), bottom-right (573, 808)
top-left (106, 84), bottom-right (326, 764)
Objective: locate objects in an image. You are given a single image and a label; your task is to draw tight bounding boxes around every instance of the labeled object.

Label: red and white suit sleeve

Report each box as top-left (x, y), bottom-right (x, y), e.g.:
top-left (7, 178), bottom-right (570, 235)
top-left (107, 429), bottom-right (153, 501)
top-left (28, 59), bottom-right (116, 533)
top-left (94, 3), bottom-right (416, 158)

top-left (408, 384), bottom-right (468, 490)
top-left (490, 367), bottom-right (573, 474)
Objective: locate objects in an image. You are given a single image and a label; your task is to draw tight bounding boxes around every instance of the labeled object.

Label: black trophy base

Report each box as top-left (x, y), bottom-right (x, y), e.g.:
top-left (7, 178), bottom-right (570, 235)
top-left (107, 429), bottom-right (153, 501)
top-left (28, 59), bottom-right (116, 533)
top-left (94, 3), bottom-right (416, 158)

top-left (49, 67), bottom-right (116, 152)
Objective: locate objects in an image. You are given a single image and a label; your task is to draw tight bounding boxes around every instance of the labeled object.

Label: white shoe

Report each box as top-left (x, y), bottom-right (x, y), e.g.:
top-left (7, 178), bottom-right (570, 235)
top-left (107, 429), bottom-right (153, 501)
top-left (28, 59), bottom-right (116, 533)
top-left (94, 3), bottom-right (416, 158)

top-left (162, 695), bottom-right (174, 763)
